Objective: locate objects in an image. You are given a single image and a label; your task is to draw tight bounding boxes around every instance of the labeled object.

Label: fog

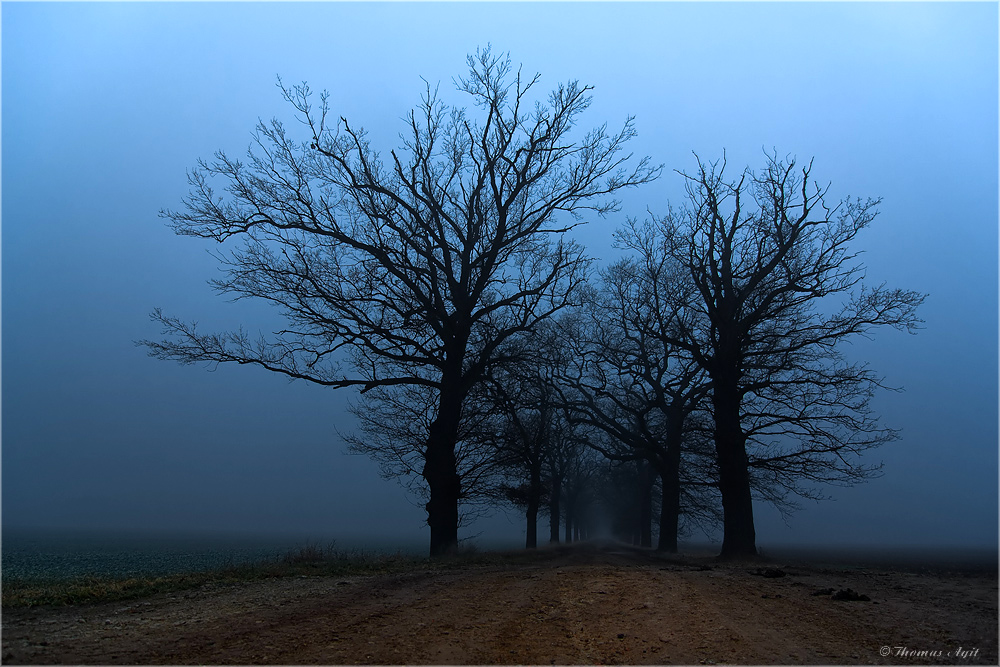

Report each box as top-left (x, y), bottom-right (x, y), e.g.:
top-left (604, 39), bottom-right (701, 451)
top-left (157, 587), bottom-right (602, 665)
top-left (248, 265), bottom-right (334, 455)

top-left (3, 2), bottom-right (997, 553)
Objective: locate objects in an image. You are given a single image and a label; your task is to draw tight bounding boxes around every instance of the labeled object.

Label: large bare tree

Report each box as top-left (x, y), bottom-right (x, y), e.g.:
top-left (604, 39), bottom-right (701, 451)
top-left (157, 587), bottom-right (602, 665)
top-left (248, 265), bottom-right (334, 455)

top-left (141, 49), bottom-right (658, 555)
top-left (654, 153), bottom-right (925, 558)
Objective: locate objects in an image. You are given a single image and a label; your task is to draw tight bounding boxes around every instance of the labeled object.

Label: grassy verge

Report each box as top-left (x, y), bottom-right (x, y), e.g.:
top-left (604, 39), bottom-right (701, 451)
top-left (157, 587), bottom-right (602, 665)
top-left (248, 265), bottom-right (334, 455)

top-left (1, 542), bottom-right (530, 609)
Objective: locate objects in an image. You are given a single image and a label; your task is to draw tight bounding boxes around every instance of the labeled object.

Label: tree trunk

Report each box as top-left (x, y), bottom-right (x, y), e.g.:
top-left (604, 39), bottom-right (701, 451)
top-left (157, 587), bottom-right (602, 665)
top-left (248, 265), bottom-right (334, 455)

top-left (717, 447), bottom-right (756, 557)
top-left (713, 374), bottom-right (757, 558)
top-left (423, 385), bottom-right (464, 557)
top-left (657, 468), bottom-right (680, 553)
top-left (525, 503), bottom-right (538, 549)
top-left (657, 412), bottom-right (683, 553)
top-left (525, 464), bottom-right (541, 549)
top-left (549, 477), bottom-right (561, 543)
top-left (564, 499), bottom-right (573, 543)
top-left (637, 460), bottom-right (653, 548)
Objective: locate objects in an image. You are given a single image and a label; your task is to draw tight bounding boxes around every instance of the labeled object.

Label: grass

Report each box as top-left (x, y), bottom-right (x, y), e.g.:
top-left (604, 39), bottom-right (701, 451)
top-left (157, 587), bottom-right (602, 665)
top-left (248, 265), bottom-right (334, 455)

top-left (3, 571), bottom-right (239, 608)
top-left (1, 542), bottom-right (411, 608)
top-left (1, 541), bottom-right (528, 609)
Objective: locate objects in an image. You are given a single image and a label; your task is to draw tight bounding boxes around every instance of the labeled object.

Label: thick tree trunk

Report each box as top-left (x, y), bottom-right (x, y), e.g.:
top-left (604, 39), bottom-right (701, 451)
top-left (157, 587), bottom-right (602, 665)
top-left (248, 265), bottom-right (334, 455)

top-left (717, 447), bottom-right (756, 557)
top-left (713, 375), bottom-right (757, 558)
top-left (423, 385), bottom-right (464, 557)
top-left (657, 413), bottom-right (683, 553)
top-left (525, 503), bottom-right (538, 549)
top-left (549, 477), bottom-right (561, 543)
top-left (656, 477), bottom-right (679, 553)
top-left (656, 465), bottom-right (680, 553)
top-left (424, 451), bottom-right (460, 556)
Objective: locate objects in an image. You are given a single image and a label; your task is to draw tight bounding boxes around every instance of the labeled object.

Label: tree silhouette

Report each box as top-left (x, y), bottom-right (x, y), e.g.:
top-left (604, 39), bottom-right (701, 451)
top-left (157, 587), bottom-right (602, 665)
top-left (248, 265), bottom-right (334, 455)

top-left (554, 272), bottom-right (712, 552)
top-left (486, 348), bottom-right (561, 549)
top-left (651, 153), bottom-right (925, 557)
top-left (141, 48), bottom-right (658, 555)
top-left (543, 414), bottom-right (589, 543)
top-left (483, 322), bottom-right (591, 548)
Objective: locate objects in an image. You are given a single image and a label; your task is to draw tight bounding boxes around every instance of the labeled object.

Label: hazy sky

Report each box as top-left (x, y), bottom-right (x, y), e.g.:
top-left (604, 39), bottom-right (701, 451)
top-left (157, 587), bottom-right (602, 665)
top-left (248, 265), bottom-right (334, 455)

top-left (4, 2), bottom-right (997, 550)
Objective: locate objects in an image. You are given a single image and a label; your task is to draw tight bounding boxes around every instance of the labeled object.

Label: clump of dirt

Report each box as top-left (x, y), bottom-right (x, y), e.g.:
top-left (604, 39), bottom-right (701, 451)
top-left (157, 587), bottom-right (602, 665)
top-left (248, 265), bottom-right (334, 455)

top-left (754, 567), bottom-right (787, 578)
top-left (832, 588), bottom-right (872, 602)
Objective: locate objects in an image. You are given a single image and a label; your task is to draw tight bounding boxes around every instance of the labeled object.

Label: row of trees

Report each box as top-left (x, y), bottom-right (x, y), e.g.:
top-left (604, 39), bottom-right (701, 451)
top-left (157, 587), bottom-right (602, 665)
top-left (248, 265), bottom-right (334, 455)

top-left (143, 50), bottom-right (924, 558)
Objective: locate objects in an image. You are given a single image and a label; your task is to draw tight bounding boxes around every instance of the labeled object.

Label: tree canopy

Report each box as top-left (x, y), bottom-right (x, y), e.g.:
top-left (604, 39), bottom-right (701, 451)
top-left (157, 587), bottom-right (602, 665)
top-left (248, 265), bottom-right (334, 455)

top-left (143, 48), bottom-right (660, 555)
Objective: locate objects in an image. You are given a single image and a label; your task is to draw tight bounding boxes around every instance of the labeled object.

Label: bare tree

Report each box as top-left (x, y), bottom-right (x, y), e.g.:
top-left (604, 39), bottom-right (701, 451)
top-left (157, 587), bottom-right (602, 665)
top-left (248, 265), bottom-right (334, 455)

top-left (482, 320), bottom-right (584, 548)
top-left (561, 443), bottom-right (603, 542)
top-left (141, 48), bottom-right (658, 555)
top-left (652, 152), bottom-right (925, 558)
top-left (554, 274), bottom-right (713, 552)
top-left (603, 241), bottom-right (716, 552)
top-left (487, 370), bottom-right (557, 549)
top-left (543, 415), bottom-right (589, 543)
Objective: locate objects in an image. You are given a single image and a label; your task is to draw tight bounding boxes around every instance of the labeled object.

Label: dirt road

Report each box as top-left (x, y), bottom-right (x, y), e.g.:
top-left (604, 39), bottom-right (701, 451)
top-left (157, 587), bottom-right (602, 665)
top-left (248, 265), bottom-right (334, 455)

top-left (3, 542), bottom-right (996, 664)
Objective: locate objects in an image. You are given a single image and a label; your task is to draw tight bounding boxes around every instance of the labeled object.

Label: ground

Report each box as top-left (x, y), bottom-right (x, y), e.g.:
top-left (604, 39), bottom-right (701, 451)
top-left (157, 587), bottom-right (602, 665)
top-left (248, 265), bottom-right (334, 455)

top-left (2, 542), bottom-right (996, 665)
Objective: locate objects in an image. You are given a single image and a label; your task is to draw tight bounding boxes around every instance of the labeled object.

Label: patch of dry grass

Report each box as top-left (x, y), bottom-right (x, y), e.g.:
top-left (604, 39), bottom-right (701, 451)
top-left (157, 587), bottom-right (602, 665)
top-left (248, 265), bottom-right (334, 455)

top-left (1, 544), bottom-right (424, 608)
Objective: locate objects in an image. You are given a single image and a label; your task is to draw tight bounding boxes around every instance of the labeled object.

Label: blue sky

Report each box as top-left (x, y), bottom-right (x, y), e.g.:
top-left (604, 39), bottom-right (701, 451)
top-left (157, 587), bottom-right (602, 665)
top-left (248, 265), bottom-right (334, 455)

top-left (3, 2), bottom-right (997, 549)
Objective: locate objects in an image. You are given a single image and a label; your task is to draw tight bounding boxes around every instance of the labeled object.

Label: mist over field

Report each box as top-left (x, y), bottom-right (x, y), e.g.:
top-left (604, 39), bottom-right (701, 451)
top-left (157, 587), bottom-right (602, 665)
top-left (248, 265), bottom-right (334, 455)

top-left (3, 2), bottom-right (997, 563)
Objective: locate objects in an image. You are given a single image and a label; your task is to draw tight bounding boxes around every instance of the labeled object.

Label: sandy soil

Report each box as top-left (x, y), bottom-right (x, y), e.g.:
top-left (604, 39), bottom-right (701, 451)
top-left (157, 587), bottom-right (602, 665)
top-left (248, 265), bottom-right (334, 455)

top-left (2, 541), bottom-right (996, 665)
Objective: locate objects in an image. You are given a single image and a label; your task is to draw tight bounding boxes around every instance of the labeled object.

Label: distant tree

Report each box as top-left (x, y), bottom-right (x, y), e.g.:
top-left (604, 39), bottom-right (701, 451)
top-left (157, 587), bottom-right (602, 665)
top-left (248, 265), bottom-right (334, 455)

top-left (588, 457), bottom-right (656, 545)
top-left (141, 48), bottom-right (658, 556)
top-left (555, 273), bottom-right (713, 552)
top-left (561, 444), bottom-right (603, 542)
top-left (651, 153), bottom-right (925, 558)
top-left (487, 371), bottom-right (557, 550)
top-left (672, 410), bottom-right (726, 541)
top-left (543, 416), bottom-right (588, 543)
top-left (484, 322), bottom-right (586, 549)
